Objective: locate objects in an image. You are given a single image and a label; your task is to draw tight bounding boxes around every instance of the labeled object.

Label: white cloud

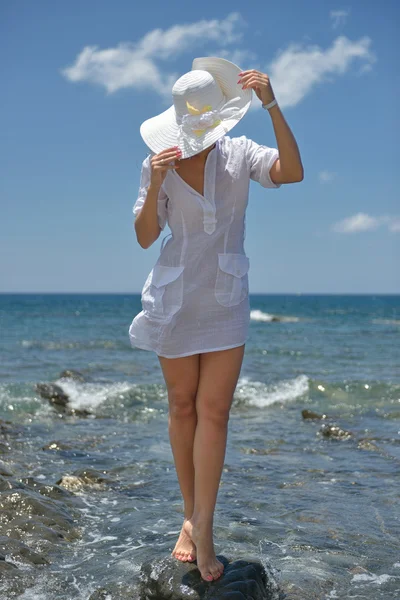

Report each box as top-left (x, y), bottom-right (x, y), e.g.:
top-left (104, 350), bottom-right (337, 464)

top-left (330, 9), bottom-right (350, 30)
top-left (319, 170), bottom-right (336, 183)
top-left (265, 35), bottom-right (376, 109)
top-left (388, 219), bottom-right (400, 233)
top-left (62, 13), bottom-right (376, 111)
top-left (332, 213), bottom-right (400, 233)
top-left (61, 13), bottom-right (245, 96)
top-left (217, 48), bottom-right (258, 70)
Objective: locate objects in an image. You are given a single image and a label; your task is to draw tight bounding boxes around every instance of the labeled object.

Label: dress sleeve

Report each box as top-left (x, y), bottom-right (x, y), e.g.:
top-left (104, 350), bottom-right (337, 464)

top-left (133, 154), bottom-right (168, 230)
top-left (245, 136), bottom-right (281, 189)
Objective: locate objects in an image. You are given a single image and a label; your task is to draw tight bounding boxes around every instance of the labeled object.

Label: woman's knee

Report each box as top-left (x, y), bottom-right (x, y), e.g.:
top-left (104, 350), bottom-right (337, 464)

top-left (168, 386), bottom-right (197, 418)
top-left (196, 395), bottom-right (232, 424)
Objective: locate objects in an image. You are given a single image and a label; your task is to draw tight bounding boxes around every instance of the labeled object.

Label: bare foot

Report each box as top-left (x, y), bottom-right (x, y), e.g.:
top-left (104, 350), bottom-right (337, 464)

top-left (171, 518), bottom-right (197, 562)
top-left (183, 519), bottom-right (224, 581)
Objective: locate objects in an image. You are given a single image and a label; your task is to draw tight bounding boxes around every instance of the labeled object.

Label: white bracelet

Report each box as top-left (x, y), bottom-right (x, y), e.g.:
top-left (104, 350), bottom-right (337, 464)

top-left (262, 98), bottom-right (278, 110)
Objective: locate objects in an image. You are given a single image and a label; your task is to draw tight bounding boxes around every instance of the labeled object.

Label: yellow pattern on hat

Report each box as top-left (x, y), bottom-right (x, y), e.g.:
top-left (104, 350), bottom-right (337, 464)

top-left (186, 101), bottom-right (222, 137)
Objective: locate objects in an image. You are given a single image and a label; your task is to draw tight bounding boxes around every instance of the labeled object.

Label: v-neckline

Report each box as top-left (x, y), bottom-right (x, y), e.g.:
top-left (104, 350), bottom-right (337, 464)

top-left (172, 143), bottom-right (217, 201)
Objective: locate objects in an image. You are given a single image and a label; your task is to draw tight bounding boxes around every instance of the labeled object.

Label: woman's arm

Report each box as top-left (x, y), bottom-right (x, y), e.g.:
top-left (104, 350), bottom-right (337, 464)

top-left (134, 146), bottom-right (181, 248)
top-left (238, 69), bottom-right (304, 184)
top-left (134, 184), bottom-right (163, 249)
top-left (267, 104), bottom-right (304, 184)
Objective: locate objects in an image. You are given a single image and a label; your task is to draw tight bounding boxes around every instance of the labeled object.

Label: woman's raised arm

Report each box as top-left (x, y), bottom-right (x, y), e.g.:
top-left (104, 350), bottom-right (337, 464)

top-left (134, 147), bottom-right (181, 248)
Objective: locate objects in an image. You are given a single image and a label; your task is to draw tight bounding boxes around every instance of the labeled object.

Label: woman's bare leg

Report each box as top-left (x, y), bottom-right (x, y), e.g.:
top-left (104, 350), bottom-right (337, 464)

top-left (184, 344), bottom-right (245, 581)
top-left (158, 352), bottom-right (200, 561)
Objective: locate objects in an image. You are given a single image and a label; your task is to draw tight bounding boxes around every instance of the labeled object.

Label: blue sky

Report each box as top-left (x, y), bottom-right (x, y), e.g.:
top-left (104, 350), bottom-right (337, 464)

top-left (1, 0), bottom-right (398, 293)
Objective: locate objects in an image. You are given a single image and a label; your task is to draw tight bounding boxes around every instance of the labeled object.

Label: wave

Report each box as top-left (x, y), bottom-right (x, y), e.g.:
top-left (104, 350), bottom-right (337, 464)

top-left (250, 309), bottom-right (300, 323)
top-left (371, 319), bottom-right (400, 326)
top-left (235, 374), bottom-right (309, 407)
top-left (2, 375), bottom-right (399, 420)
top-left (19, 339), bottom-right (124, 350)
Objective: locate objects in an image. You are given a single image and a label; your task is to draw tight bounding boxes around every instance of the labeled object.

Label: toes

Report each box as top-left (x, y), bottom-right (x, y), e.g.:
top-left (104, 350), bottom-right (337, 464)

top-left (213, 566), bottom-right (224, 579)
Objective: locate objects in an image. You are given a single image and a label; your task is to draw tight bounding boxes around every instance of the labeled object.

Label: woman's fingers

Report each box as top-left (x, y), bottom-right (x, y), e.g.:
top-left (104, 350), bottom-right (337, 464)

top-left (155, 147), bottom-right (181, 160)
top-left (152, 149), bottom-right (181, 168)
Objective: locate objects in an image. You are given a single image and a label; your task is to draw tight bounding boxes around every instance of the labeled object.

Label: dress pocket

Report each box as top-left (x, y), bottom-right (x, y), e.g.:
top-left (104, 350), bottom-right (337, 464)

top-left (142, 264), bottom-right (184, 322)
top-left (215, 253), bottom-right (250, 307)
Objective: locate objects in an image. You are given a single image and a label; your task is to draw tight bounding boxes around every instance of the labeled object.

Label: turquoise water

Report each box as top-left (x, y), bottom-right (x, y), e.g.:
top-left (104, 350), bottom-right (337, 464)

top-left (0, 293), bottom-right (399, 598)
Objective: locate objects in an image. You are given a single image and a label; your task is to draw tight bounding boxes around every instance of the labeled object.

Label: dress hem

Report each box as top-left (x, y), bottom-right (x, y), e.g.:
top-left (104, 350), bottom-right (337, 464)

top-left (129, 336), bottom-right (248, 359)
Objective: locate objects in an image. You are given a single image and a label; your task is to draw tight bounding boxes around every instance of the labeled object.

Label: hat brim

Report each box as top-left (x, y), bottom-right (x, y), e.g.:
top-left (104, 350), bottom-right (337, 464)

top-left (140, 57), bottom-right (252, 159)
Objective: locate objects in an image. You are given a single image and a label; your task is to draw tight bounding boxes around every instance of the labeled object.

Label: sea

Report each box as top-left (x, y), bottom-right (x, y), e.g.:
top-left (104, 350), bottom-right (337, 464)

top-left (0, 293), bottom-right (399, 599)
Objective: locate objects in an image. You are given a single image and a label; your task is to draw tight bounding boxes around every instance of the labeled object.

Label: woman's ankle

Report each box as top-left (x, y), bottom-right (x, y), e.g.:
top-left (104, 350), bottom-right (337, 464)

top-left (189, 514), bottom-right (214, 529)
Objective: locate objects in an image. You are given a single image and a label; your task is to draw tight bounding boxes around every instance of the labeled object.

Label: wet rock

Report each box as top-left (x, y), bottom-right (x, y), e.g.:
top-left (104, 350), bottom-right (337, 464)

top-left (36, 384), bottom-right (93, 417)
top-left (0, 419), bottom-right (14, 434)
top-left (302, 409), bottom-right (329, 420)
top-left (0, 536), bottom-right (49, 565)
top-left (35, 383), bottom-right (69, 407)
top-left (0, 462), bottom-right (13, 477)
top-left (0, 475), bottom-right (24, 492)
top-left (58, 369), bottom-right (86, 382)
top-left (57, 468), bottom-right (114, 491)
top-left (0, 442), bottom-right (11, 454)
top-left (89, 589), bottom-right (110, 600)
top-left (357, 438), bottom-right (381, 451)
top-left (139, 554), bottom-right (278, 599)
top-left (0, 489), bottom-right (76, 527)
top-left (0, 516), bottom-right (68, 544)
top-left (319, 424), bottom-right (352, 440)
top-left (0, 419), bottom-right (24, 438)
top-left (42, 440), bottom-right (74, 451)
top-left (242, 447), bottom-right (279, 455)
top-left (17, 477), bottom-right (77, 501)
top-left (0, 558), bottom-right (20, 578)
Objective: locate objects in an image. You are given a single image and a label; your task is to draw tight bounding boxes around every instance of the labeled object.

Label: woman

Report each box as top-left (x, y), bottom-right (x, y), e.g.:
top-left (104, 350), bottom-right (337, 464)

top-left (129, 57), bottom-right (303, 583)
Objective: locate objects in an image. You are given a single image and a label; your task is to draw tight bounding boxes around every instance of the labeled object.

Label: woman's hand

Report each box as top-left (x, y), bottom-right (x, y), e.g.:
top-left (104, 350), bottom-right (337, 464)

top-left (237, 69), bottom-right (275, 106)
top-left (150, 146), bottom-right (182, 188)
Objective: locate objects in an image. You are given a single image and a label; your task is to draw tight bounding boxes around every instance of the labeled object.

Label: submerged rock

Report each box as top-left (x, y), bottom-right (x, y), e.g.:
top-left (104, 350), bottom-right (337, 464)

top-left (301, 409), bottom-right (328, 420)
top-left (319, 424), bottom-right (352, 440)
top-left (35, 383), bottom-right (69, 407)
top-left (0, 536), bottom-right (49, 566)
top-left (35, 383), bottom-right (93, 417)
top-left (139, 554), bottom-right (279, 599)
top-left (58, 369), bottom-right (86, 382)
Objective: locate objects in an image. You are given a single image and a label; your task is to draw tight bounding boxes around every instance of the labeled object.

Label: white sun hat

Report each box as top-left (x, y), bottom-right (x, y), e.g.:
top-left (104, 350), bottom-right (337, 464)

top-left (139, 56), bottom-right (253, 159)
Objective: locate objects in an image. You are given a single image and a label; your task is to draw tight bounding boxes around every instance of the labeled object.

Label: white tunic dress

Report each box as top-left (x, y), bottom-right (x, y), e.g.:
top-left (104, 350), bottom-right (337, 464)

top-left (129, 134), bottom-right (281, 358)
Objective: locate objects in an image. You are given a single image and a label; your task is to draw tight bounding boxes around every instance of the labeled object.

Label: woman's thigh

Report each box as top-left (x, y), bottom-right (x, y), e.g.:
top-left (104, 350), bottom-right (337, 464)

top-left (158, 353), bottom-right (201, 413)
top-left (195, 344), bottom-right (245, 418)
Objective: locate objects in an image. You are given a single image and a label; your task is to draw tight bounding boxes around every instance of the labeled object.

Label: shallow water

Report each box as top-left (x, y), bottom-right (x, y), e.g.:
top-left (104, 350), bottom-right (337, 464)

top-left (0, 293), bottom-right (399, 598)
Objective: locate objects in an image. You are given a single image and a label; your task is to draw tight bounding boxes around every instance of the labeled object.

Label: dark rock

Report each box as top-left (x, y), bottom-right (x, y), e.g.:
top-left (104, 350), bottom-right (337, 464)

top-left (139, 554), bottom-right (279, 599)
top-left (0, 475), bottom-right (24, 492)
top-left (36, 385), bottom-right (93, 417)
top-left (0, 419), bottom-right (23, 437)
top-left (56, 468), bottom-right (114, 491)
top-left (71, 468), bottom-right (114, 485)
top-left (319, 423), bottom-right (352, 440)
top-left (58, 369), bottom-right (86, 382)
top-left (357, 438), bottom-right (381, 452)
top-left (35, 383), bottom-right (69, 407)
top-left (302, 409), bottom-right (328, 420)
top-left (42, 440), bottom-right (74, 451)
top-left (0, 489), bottom-right (76, 526)
top-left (89, 589), bottom-right (112, 600)
top-left (17, 477), bottom-right (76, 501)
top-left (0, 559), bottom-right (20, 578)
top-left (0, 462), bottom-right (13, 476)
top-left (0, 536), bottom-right (49, 565)
top-left (0, 516), bottom-right (67, 544)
